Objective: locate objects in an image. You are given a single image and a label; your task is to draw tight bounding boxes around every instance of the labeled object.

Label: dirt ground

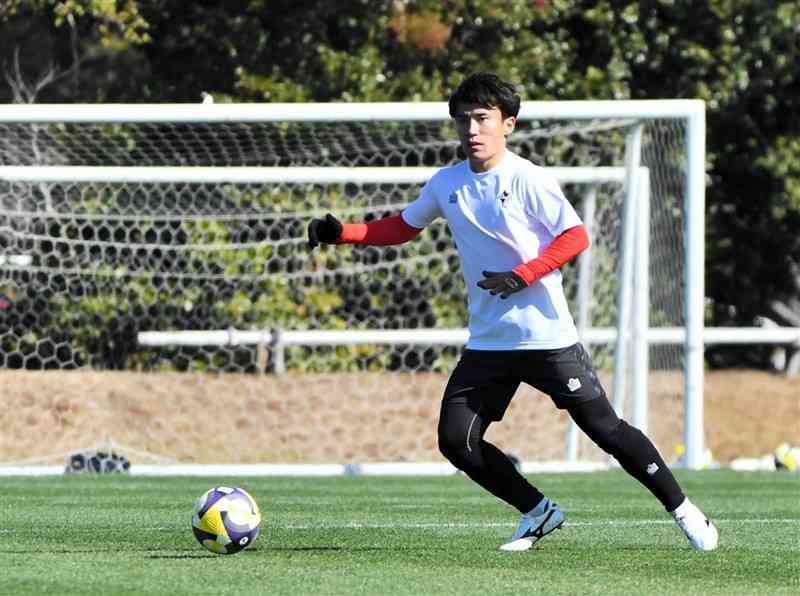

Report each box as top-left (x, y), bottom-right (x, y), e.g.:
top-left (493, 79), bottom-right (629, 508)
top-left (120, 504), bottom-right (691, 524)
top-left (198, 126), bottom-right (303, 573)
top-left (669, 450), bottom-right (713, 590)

top-left (1, 369), bottom-right (797, 466)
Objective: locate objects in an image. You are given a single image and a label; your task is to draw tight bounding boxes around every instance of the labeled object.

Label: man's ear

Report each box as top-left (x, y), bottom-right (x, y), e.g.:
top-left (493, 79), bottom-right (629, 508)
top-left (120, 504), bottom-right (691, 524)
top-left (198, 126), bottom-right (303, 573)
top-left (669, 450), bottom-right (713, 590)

top-left (503, 116), bottom-right (517, 137)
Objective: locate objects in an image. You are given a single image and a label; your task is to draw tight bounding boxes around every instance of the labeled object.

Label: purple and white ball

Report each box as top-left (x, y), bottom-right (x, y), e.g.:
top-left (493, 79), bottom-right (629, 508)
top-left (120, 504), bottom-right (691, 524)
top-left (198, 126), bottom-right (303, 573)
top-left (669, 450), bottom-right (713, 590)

top-left (192, 486), bottom-right (262, 554)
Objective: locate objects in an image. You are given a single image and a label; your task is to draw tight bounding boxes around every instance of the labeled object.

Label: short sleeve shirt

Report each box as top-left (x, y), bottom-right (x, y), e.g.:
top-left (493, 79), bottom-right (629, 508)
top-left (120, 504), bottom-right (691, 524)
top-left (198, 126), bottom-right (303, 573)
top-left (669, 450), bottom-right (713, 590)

top-left (402, 150), bottom-right (582, 350)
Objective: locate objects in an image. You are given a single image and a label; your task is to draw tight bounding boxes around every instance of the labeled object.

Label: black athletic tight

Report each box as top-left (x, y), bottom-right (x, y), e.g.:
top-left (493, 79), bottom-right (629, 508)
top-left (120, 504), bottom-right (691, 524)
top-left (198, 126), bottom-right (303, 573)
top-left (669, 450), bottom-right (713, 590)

top-left (438, 395), bottom-right (546, 512)
top-left (567, 397), bottom-right (685, 511)
top-left (438, 395), bottom-right (685, 513)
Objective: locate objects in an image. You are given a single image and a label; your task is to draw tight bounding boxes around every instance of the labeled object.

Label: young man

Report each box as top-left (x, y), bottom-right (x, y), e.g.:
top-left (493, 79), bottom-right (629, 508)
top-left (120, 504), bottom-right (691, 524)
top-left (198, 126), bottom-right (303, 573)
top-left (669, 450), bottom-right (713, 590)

top-left (307, 72), bottom-right (718, 552)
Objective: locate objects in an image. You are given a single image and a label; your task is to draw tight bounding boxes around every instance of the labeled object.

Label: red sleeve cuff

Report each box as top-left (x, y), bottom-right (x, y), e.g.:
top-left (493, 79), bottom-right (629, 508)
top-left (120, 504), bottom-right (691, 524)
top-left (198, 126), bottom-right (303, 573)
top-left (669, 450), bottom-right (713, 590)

top-left (338, 214), bottom-right (422, 246)
top-left (513, 225), bottom-right (590, 285)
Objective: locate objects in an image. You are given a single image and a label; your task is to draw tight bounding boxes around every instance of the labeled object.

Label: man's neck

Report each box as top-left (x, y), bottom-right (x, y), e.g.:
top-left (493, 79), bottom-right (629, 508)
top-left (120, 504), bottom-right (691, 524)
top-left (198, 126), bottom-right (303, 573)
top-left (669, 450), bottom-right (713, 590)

top-left (469, 148), bottom-right (507, 173)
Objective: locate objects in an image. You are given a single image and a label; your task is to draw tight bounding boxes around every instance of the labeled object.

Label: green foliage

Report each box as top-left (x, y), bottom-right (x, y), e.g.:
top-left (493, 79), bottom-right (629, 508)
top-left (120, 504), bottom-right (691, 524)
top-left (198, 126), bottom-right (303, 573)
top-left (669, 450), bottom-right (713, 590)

top-left (51, 0), bottom-right (151, 46)
top-left (757, 136), bottom-right (800, 216)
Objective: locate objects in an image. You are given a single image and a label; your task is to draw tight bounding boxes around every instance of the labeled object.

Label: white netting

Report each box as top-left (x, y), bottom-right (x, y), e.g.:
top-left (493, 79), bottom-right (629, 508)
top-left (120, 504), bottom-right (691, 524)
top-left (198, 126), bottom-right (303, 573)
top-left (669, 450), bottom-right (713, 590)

top-left (0, 111), bottom-right (688, 466)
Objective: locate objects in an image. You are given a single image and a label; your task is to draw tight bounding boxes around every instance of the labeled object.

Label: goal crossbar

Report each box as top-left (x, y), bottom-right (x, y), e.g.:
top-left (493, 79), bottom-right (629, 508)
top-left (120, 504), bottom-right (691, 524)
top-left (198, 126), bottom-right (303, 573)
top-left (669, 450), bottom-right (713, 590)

top-left (0, 99), bottom-right (704, 123)
top-left (0, 166), bottom-right (632, 185)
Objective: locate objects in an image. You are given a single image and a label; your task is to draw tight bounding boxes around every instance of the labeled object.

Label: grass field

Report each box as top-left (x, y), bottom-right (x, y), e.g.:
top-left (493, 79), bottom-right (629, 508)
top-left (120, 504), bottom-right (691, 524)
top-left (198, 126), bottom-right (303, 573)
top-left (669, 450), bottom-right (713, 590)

top-left (2, 471), bottom-right (798, 595)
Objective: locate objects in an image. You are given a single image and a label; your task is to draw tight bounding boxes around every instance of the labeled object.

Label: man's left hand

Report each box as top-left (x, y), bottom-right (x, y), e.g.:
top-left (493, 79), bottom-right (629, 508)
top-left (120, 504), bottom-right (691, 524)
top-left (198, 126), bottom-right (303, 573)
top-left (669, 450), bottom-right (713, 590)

top-left (477, 270), bottom-right (528, 299)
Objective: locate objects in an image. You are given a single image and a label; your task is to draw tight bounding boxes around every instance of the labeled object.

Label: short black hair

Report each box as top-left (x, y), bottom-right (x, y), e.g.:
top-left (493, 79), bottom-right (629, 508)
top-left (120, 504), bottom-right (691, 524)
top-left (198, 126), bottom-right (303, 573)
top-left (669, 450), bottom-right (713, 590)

top-left (448, 72), bottom-right (521, 119)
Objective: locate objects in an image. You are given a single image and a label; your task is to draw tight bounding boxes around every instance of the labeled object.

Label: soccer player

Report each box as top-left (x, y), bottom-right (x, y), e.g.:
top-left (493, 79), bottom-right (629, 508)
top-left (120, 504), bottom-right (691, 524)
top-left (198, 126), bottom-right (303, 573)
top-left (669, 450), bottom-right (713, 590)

top-left (307, 72), bottom-right (718, 552)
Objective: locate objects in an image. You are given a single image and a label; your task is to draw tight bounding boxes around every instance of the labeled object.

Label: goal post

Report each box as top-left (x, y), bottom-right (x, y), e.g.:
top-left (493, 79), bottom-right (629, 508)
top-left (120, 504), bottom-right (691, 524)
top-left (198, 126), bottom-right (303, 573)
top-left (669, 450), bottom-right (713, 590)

top-left (0, 100), bottom-right (707, 471)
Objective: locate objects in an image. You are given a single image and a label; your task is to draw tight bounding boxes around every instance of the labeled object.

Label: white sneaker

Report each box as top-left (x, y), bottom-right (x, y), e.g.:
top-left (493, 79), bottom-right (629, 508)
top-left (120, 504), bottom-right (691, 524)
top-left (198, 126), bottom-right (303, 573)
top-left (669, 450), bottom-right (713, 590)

top-left (671, 498), bottom-right (719, 551)
top-left (499, 498), bottom-right (565, 552)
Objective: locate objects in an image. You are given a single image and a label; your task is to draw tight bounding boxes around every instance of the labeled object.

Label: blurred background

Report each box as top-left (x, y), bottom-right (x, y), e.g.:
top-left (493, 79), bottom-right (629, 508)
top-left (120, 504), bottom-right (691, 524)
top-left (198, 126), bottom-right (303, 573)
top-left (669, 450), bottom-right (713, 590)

top-left (0, 1), bottom-right (797, 469)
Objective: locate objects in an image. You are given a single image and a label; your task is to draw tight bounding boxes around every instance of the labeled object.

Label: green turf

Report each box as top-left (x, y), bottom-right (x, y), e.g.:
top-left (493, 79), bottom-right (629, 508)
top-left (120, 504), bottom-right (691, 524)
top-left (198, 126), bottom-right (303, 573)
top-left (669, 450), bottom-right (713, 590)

top-left (1, 470), bottom-right (798, 595)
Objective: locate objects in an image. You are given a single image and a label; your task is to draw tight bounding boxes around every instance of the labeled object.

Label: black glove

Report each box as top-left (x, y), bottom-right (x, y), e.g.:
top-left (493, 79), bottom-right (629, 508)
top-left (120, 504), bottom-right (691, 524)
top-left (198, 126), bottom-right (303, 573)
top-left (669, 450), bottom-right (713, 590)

top-left (307, 213), bottom-right (343, 249)
top-left (477, 270), bottom-right (528, 299)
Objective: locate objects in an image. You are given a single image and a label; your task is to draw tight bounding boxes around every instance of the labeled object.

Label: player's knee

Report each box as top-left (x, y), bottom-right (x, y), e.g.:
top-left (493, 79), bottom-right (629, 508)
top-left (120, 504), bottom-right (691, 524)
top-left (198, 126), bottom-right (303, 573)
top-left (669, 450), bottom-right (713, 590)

top-left (437, 425), bottom-right (463, 460)
top-left (585, 417), bottom-right (627, 456)
top-left (437, 426), bottom-right (475, 470)
top-left (570, 399), bottom-right (630, 456)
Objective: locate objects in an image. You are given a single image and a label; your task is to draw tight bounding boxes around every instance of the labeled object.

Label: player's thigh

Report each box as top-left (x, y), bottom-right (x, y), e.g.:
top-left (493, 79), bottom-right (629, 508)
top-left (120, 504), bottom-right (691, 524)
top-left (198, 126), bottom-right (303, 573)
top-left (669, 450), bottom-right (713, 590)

top-left (440, 349), bottom-right (520, 423)
top-left (522, 343), bottom-right (606, 410)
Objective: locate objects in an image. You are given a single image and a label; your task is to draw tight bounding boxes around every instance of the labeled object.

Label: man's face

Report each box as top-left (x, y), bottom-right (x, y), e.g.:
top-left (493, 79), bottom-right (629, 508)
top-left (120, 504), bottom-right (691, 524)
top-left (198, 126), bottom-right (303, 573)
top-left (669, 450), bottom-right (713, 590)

top-left (453, 102), bottom-right (516, 172)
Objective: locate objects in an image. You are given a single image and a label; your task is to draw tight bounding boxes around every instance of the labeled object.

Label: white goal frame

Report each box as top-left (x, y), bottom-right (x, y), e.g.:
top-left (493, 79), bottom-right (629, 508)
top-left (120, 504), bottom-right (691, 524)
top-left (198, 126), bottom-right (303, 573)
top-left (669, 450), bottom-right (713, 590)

top-left (0, 99), bottom-right (709, 469)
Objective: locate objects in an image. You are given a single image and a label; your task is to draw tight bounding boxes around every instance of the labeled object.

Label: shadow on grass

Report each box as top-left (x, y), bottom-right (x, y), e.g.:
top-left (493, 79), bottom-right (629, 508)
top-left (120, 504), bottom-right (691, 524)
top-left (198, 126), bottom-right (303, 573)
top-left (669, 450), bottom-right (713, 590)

top-left (147, 553), bottom-right (218, 559)
top-left (148, 546), bottom-right (354, 558)
top-left (1, 548), bottom-right (213, 556)
top-left (1, 545), bottom-right (401, 557)
top-left (267, 546), bottom-right (345, 551)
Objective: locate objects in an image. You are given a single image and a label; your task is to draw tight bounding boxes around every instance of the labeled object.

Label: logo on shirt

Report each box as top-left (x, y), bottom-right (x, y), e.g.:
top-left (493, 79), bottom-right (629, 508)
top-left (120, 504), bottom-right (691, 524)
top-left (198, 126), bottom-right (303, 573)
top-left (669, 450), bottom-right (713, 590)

top-left (448, 192), bottom-right (458, 204)
top-left (499, 190), bottom-right (510, 207)
top-left (567, 377), bottom-right (582, 392)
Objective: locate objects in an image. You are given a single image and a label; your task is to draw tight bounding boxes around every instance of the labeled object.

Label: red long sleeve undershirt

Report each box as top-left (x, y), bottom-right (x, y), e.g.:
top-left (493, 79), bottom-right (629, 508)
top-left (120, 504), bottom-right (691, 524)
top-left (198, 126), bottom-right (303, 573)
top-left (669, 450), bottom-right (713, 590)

top-left (336, 215), bottom-right (589, 286)
top-left (336, 214), bottom-right (422, 245)
top-left (512, 224), bottom-right (590, 285)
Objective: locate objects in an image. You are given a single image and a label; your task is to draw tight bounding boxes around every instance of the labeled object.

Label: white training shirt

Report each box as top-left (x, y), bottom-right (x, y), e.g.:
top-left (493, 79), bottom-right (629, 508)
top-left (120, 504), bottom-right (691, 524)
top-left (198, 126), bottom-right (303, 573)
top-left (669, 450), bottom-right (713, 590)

top-left (402, 150), bottom-right (582, 350)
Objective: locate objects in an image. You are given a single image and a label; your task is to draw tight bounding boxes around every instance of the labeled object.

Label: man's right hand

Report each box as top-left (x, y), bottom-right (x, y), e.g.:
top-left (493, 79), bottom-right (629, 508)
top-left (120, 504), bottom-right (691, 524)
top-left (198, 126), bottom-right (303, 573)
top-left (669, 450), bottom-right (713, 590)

top-left (307, 213), bottom-right (343, 249)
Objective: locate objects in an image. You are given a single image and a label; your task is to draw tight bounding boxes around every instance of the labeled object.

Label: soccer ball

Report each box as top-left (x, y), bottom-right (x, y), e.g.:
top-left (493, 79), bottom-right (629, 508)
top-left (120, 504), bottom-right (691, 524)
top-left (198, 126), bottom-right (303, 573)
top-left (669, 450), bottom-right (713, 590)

top-left (192, 486), bottom-right (262, 554)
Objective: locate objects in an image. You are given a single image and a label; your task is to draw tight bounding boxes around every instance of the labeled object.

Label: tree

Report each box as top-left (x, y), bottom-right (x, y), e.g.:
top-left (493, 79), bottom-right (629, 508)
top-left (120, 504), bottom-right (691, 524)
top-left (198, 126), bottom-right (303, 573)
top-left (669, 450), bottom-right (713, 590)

top-left (0, 0), bottom-right (151, 102)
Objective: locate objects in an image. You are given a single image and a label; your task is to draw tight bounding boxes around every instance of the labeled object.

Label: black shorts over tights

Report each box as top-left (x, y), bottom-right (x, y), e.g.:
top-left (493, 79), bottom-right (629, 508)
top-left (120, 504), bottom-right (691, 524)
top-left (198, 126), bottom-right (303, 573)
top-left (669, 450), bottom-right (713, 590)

top-left (442, 343), bottom-right (605, 420)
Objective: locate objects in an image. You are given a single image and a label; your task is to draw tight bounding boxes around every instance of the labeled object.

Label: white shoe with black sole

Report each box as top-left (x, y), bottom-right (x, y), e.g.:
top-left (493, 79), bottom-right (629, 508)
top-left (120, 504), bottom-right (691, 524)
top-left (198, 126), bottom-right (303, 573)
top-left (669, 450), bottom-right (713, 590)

top-left (499, 498), bottom-right (565, 552)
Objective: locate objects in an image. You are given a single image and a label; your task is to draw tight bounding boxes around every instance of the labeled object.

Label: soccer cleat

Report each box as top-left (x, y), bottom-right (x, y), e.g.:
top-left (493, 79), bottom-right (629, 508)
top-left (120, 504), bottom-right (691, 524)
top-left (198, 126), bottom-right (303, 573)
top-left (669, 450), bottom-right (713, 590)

top-left (671, 498), bottom-right (719, 551)
top-left (499, 498), bottom-right (565, 552)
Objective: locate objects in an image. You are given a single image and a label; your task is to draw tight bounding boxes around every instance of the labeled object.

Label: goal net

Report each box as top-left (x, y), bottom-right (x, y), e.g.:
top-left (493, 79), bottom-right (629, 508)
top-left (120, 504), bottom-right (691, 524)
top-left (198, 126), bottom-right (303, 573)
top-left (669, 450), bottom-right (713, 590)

top-left (0, 102), bottom-right (704, 472)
